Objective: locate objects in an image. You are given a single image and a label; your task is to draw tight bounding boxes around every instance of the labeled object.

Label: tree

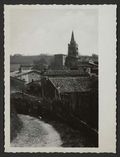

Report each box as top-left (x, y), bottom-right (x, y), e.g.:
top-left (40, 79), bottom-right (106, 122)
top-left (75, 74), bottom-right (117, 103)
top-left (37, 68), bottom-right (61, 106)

top-left (33, 58), bottom-right (48, 71)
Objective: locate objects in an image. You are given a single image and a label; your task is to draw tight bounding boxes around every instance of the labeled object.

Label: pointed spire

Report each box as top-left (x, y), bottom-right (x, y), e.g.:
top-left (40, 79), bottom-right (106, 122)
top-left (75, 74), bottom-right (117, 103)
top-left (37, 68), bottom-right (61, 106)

top-left (71, 31), bottom-right (75, 43)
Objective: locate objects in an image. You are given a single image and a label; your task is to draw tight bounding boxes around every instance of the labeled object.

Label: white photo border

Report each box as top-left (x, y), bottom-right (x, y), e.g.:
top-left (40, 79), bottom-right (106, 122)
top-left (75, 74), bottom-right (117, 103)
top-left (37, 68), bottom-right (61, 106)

top-left (4, 4), bottom-right (116, 153)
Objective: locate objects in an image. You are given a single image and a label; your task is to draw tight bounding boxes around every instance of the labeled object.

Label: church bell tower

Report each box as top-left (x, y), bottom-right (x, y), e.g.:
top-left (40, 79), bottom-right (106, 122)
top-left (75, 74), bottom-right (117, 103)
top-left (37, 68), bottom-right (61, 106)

top-left (68, 31), bottom-right (79, 57)
top-left (65, 31), bottom-right (79, 69)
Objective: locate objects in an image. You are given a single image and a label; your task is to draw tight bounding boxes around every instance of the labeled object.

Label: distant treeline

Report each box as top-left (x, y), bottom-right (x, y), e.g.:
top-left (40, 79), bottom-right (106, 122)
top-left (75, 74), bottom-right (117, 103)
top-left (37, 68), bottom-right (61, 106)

top-left (10, 54), bottom-right (54, 65)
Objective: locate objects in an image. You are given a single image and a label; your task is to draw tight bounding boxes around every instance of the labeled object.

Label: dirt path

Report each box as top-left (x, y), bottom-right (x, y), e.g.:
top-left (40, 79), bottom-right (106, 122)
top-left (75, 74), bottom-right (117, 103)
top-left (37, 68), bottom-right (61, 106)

top-left (11, 114), bottom-right (62, 147)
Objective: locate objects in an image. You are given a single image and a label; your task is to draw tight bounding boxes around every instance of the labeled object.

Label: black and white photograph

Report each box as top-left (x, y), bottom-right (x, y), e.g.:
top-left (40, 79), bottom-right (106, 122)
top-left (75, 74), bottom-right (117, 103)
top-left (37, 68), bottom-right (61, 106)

top-left (4, 5), bottom-right (116, 153)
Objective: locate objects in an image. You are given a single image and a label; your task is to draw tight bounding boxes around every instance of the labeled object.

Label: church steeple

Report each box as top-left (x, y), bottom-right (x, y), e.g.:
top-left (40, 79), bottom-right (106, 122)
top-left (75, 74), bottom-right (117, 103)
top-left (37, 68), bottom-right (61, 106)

top-left (65, 31), bottom-right (79, 69)
top-left (68, 31), bottom-right (79, 57)
top-left (71, 31), bottom-right (75, 43)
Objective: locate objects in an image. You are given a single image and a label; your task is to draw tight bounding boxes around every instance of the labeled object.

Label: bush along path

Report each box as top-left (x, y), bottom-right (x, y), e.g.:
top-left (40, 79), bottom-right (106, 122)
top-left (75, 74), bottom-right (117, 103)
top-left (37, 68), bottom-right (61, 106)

top-left (11, 114), bottom-right (62, 147)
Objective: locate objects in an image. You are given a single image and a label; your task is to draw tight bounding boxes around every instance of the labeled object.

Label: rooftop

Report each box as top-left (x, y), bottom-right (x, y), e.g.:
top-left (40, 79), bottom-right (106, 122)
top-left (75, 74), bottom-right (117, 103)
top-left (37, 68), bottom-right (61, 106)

top-left (54, 54), bottom-right (67, 56)
top-left (78, 62), bottom-right (98, 67)
top-left (49, 77), bottom-right (91, 93)
top-left (43, 70), bottom-right (88, 77)
top-left (10, 70), bottom-right (41, 78)
top-left (78, 55), bottom-right (98, 63)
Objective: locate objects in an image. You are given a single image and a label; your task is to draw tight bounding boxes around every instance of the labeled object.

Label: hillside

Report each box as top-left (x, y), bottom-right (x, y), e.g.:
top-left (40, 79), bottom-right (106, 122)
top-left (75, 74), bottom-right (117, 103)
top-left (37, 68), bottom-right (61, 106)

top-left (10, 54), bottom-right (54, 65)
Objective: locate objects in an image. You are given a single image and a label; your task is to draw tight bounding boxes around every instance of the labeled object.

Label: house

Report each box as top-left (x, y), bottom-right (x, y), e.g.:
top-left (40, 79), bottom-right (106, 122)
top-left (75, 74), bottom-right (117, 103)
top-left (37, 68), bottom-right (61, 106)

top-left (78, 61), bottom-right (98, 75)
top-left (42, 77), bottom-right (91, 108)
top-left (41, 76), bottom-right (98, 129)
top-left (10, 76), bottom-right (25, 93)
top-left (10, 69), bottom-right (41, 84)
top-left (19, 64), bottom-right (33, 71)
top-left (10, 63), bottom-right (33, 72)
top-left (78, 55), bottom-right (98, 64)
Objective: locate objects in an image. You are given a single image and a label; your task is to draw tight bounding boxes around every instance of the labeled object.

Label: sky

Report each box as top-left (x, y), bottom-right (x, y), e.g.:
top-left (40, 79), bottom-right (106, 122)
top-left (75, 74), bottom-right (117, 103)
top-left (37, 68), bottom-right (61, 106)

top-left (6, 5), bottom-right (98, 56)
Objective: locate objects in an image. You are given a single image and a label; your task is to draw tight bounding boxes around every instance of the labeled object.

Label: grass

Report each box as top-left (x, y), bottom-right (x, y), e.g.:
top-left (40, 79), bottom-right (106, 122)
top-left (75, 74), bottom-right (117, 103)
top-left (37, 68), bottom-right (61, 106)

top-left (38, 115), bottom-right (98, 147)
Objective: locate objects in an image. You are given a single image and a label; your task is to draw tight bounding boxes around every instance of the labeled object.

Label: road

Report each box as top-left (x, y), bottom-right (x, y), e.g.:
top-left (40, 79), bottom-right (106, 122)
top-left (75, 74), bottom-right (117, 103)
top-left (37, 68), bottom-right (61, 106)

top-left (11, 114), bottom-right (62, 147)
top-left (11, 114), bottom-right (97, 147)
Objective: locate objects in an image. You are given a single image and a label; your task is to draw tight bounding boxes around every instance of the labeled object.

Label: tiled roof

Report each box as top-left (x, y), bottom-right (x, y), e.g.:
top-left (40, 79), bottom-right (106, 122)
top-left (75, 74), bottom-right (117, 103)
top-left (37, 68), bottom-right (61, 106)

top-left (49, 77), bottom-right (91, 93)
top-left (10, 70), bottom-right (41, 77)
top-left (78, 55), bottom-right (98, 63)
top-left (43, 70), bottom-right (88, 77)
top-left (77, 62), bottom-right (98, 67)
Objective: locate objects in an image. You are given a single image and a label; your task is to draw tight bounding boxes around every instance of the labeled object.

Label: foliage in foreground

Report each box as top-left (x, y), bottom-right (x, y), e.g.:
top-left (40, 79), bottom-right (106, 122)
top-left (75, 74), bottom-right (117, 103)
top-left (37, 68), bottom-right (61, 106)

top-left (10, 103), bottom-right (23, 141)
